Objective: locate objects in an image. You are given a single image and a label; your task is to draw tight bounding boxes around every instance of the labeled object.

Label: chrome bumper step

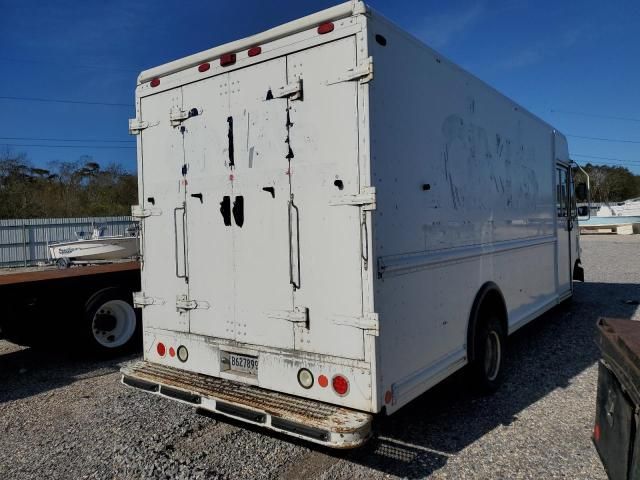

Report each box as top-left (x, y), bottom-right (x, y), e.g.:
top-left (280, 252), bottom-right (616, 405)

top-left (120, 360), bottom-right (372, 448)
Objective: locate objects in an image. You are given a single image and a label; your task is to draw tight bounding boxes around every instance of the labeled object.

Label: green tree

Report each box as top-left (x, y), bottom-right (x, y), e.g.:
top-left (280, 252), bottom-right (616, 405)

top-left (575, 163), bottom-right (640, 203)
top-left (0, 151), bottom-right (137, 219)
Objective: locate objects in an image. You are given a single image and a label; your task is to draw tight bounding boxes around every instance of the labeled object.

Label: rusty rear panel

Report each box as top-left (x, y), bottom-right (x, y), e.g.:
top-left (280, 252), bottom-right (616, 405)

top-left (121, 360), bottom-right (373, 448)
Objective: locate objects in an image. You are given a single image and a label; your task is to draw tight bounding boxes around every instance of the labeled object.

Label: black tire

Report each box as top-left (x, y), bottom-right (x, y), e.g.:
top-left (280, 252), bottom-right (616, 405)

top-left (81, 288), bottom-right (140, 355)
top-left (56, 257), bottom-right (71, 269)
top-left (469, 314), bottom-right (506, 393)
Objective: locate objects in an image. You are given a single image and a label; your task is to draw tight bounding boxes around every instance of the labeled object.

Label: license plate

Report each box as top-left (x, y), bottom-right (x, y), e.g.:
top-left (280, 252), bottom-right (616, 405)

top-left (228, 353), bottom-right (259, 376)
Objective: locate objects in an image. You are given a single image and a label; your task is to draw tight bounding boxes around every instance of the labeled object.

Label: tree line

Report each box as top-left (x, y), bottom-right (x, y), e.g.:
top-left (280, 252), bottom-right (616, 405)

top-left (0, 151), bottom-right (137, 219)
top-left (575, 164), bottom-right (640, 203)
top-left (1, 150), bottom-right (639, 219)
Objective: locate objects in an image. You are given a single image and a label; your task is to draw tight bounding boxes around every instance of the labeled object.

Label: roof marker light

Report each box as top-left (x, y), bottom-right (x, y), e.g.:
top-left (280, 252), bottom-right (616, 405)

top-left (150, 78), bottom-right (160, 88)
top-left (198, 63), bottom-right (210, 72)
top-left (220, 53), bottom-right (236, 67)
top-left (317, 22), bottom-right (334, 34)
top-left (248, 46), bottom-right (262, 57)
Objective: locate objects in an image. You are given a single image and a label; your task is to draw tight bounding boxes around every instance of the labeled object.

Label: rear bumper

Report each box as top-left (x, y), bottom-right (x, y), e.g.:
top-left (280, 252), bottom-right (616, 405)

top-left (121, 360), bottom-right (373, 449)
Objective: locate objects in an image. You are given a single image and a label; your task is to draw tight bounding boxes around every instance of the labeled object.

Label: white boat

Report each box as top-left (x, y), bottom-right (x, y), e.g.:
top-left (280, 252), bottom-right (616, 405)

top-left (597, 198), bottom-right (640, 217)
top-left (49, 226), bottom-right (139, 267)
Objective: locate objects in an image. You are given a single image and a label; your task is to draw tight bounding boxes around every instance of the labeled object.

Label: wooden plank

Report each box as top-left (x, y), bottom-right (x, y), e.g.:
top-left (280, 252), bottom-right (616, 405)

top-left (580, 222), bottom-right (638, 235)
top-left (0, 261), bottom-right (140, 286)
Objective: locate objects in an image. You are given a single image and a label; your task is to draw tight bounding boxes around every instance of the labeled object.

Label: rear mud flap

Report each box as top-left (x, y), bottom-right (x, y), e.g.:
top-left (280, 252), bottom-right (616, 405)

top-left (121, 360), bottom-right (372, 448)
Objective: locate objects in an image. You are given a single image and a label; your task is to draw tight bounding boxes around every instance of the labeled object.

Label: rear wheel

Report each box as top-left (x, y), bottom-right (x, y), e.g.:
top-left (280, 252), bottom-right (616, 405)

top-left (470, 314), bottom-right (506, 393)
top-left (83, 289), bottom-right (139, 354)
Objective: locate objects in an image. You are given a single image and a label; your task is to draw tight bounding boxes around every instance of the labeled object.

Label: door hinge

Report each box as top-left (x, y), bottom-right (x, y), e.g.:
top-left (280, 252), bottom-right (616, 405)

top-left (329, 186), bottom-right (376, 211)
top-left (332, 312), bottom-right (379, 336)
top-left (273, 79), bottom-right (303, 100)
top-left (327, 57), bottom-right (373, 85)
top-left (268, 307), bottom-right (309, 324)
top-left (169, 107), bottom-right (201, 127)
top-left (176, 295), bottom-right (210, 312)
top-left (133, 292), bottom-right (165, 308)
top-left (128, 118), bottom-right (148, 135)
top-left (131, 204), bottom-right (162, 219)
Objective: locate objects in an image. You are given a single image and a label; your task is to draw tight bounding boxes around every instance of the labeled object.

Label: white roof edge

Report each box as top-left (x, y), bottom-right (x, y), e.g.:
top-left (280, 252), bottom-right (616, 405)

top-left (138, 1), bottom-right (367, 84)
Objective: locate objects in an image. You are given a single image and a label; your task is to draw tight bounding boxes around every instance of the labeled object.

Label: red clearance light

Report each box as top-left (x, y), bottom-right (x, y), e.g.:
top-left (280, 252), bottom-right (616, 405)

top-left (332, 375), bottom-right (349, 396)
top-left (317, 22), bottom-right (334, 34)
top-left (156, 342), bottom-right (166, 357)
top-left (220, 53), bottom-right (236, 67)
top-left (198, 62), bottom-right (210, 72)
top-left (169, 347), bottom-right (176, 357)
top-left (248, 46), bottom-right (262, 57)
top-left (150, 78), bottom-right (160, 88)
top-left (318, 375), bottom-right (328, 388)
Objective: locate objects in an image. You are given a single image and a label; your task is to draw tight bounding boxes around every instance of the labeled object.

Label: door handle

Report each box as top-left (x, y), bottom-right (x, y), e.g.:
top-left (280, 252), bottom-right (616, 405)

top-left (288, 195), bottom-right (301, 290)
top-left (173, 204), bottom-right (187, 279)
top-left (361, 214), bottom-right (369, 269)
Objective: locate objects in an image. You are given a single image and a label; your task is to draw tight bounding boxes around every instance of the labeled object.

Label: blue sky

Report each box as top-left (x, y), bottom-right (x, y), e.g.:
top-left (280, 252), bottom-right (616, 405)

top-left (1, 0), bottom-right (639, 173)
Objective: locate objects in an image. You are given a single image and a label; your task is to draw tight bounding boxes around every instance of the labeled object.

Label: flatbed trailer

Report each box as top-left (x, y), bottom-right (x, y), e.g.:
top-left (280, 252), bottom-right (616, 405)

top-left (0, 261), bottom-right (141, 353)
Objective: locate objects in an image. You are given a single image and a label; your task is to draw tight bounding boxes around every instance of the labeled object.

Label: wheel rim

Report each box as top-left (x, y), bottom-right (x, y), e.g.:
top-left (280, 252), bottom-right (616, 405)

top-left (483, 330), bottom-right (502, 381)
top-left (91, 300), bottom-right (136, 348)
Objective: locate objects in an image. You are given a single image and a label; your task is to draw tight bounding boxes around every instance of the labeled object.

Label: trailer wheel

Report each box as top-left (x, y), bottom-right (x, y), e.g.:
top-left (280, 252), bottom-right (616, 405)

top-left (83, 288), bottom-right (139, 354)
top-left (56, 257), bottom-right (71, 269)
top-left (470, 314), bottom-right (506, 393)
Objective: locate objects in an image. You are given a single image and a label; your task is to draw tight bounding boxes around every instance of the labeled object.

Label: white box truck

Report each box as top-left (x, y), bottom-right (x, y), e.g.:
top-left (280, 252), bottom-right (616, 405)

top-left (122, 1), bottom-right (587, 448)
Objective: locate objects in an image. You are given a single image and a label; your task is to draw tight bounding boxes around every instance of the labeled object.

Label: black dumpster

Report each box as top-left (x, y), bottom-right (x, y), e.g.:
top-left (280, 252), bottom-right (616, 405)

top-left (595, 318), bottom-right (640, 480)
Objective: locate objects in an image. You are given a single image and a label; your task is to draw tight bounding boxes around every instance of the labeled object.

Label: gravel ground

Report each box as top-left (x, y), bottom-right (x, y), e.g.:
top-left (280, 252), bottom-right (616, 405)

top-left (1, 234), bottom-right (638, 479)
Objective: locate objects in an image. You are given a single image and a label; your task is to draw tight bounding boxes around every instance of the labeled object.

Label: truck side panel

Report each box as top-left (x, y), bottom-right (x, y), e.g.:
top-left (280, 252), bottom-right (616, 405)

top-left (367, 13), bottom-right (565, 412)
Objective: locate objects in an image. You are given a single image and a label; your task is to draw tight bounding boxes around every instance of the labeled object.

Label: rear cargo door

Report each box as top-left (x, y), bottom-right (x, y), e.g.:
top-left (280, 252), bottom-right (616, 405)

top-left (228, 58), bottom-right (295, 349)
top-left (182, 75), bottom-right (235, 339)
top-left (286, 37), bottom-right (366, 360)
top-left (138, 88), bottom-right (190, 332)
top-left (183, 58), bottom-right (294, 349)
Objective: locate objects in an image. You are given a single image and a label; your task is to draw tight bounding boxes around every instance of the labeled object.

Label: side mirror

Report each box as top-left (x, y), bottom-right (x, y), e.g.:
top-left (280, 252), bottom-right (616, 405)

top-left (575, 182), bottom-right (588, 202)
top-left (577, 206), bottom-right (589, 217)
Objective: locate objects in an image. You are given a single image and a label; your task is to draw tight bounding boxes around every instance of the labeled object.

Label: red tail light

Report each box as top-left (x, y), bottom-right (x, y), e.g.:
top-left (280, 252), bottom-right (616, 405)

top-left (332, 375), bottom-right (349, 396)
top-left (317, 22), bottom-right (334, 34)
top-left (156, 342), bottom-right (166, 356)
top-left (150, 78), bottom-right (160, 88)
top-left (220, 53), bottom-right (236, 67)
top-left (198, 62), bottom-right (210, 72)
